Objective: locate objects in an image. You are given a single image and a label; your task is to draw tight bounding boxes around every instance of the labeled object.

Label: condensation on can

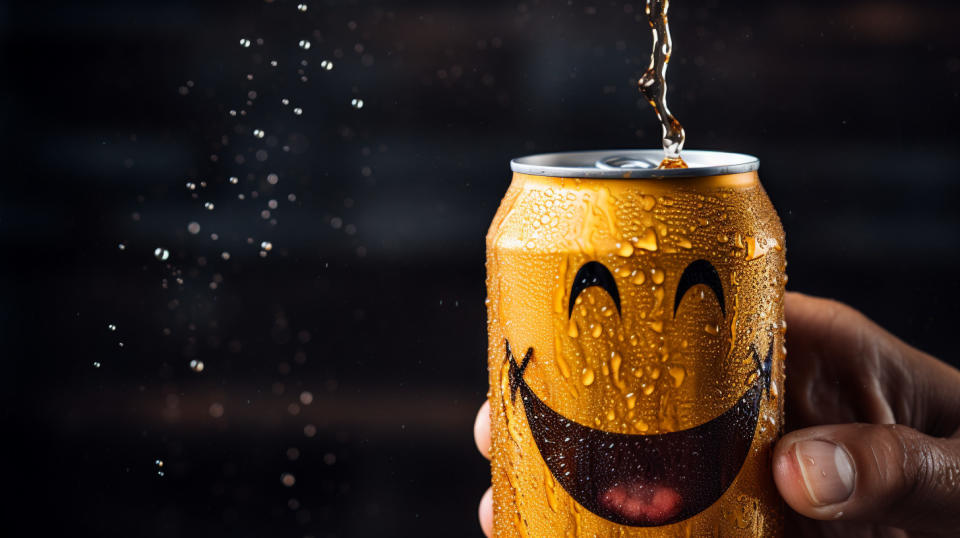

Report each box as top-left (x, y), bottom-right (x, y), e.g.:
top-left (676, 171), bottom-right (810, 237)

top-left (486, 150), bottom-right (786, 537)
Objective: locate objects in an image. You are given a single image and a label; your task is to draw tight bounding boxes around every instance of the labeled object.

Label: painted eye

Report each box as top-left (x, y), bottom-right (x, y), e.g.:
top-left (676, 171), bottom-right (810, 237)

top-left (568, 262), bottom-right (621, 318)
top-left (673, 259), bottom-right (726, 317)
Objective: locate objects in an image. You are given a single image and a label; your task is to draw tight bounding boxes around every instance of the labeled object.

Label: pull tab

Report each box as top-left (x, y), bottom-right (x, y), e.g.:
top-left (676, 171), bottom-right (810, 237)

top-left (595, 155), bottom-right (660, 170)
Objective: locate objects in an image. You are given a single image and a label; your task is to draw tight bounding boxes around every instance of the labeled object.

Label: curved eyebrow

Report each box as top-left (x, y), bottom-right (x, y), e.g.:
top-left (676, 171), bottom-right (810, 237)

top-left (673, 259), bottom-right (726, 317)
top-left (568, 262), bottom-right (621, 318)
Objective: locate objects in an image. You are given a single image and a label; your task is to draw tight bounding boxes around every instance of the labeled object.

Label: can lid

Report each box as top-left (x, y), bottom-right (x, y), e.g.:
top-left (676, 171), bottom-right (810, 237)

top-left (510, 150), bottom-right (759, 179)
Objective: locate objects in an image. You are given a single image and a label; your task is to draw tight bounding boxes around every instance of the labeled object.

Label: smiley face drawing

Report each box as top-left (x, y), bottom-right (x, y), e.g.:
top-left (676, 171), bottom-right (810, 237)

top-left (486, 171), bottom-right (786, 536)
top-left (505, 259), bottom-right (772, 526)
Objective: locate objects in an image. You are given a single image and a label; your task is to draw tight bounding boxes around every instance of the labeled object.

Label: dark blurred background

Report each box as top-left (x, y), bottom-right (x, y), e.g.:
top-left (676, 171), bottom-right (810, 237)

top-left (2, 0), bottom-right (958, 536)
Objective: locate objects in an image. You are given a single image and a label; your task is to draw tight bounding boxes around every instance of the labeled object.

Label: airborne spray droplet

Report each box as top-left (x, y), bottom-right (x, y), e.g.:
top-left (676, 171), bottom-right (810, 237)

top-left (639, 0), bottom-right (687, 169)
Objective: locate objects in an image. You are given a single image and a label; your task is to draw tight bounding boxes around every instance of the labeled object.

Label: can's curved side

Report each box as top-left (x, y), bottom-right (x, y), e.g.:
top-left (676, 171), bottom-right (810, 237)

top-left (485, 171), bottom-right (786, 536)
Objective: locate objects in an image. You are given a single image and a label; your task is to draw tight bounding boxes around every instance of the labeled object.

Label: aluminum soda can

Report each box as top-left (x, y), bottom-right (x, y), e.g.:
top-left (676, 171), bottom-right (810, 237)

top-left (485, 150), bottom-right (786, 536)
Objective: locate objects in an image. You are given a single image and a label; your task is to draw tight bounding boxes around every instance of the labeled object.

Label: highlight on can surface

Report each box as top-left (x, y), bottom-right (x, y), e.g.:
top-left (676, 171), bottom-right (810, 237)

top-left (485, 150), bottom-right (786, 536)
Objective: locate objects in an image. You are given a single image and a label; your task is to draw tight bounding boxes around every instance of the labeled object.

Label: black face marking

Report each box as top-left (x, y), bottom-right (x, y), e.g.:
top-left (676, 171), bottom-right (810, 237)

top-left (569, 262), bottom-right (621, 318)
top-left (506, 340), bottom-right (532, 404)
top-left (673, 259), bottom-right (725, 317)
top-left (506, 340), bottom-right (774, 526)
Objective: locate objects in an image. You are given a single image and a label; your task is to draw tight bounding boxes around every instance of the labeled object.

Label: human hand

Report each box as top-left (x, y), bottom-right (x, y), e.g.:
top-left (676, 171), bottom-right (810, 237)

top-left (474, 292), bottom-right (960, 537)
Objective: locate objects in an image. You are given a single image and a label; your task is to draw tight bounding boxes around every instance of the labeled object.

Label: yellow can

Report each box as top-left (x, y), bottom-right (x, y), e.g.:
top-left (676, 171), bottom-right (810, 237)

top-left (486, 150), bottom-right (786, 536)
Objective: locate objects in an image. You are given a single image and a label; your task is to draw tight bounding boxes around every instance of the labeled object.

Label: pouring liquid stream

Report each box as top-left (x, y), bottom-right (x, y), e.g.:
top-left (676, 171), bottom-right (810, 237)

top-left (639, 0), bottom-right (687, 169)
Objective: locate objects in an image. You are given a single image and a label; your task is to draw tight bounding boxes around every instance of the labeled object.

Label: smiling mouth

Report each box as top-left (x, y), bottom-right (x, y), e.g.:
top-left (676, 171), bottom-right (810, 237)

top-left (506, 340), bottom-right (772, 527)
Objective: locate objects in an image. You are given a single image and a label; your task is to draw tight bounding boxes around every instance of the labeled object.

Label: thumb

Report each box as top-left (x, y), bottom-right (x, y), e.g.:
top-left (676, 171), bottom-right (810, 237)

top-left (773, 423), bottom-right (960, 533)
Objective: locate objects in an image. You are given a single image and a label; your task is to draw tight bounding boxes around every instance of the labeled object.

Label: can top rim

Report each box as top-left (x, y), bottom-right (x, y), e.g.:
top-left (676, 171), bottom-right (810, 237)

top-left (510, 150), bottom-right (759, 179)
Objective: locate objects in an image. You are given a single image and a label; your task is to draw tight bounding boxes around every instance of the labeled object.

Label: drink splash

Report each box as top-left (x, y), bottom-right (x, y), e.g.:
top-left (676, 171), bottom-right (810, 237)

top-left (639, 0), bottom-right (687, 169)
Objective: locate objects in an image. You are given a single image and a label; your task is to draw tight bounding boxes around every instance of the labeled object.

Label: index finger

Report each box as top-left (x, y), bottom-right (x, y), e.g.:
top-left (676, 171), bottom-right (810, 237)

top-left (784, 291), bottom-right (960, 437)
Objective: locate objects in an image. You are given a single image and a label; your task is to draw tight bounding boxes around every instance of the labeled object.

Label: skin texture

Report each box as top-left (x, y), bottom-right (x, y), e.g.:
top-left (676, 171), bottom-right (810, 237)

top-left (474, 292), bottom-right (960, 537)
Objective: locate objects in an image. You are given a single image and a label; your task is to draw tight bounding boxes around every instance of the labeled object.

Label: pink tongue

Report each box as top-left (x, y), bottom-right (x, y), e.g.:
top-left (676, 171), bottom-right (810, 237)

top-left (599, 481), bottom-right (682, 524)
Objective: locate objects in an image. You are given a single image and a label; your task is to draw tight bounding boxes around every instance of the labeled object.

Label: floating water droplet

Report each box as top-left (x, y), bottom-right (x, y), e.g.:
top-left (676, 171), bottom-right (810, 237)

top-left (189, 359), bottom-right (204, 372)
top-left (187, 221), bottom-right (201, 235)
top-left (297, 3), bottom-right (307, 11)
top-left (154, 248), bottom-right (170, 261)
top-left (221, 252), bottom-right (231, 260)
top-left (155, 459), bottom-right (165, 476)
top-left (108, 323), bottom-right (117, 331)
top-left (239, 38), bottom-right (251, 48)
top-left (204, 202), bottom-right (215, 211)
top-left (320, 60), bottom-right (333, 71)
top-left (229, 176), bottom-right (239, 184)
top-left (92, 361), bottom-right (101, 368)
top-left (253, 128), bottom-right (265, 138)
top-left (351, 98), bottom-right (364, 109)
top-left (260, 241), bottom-right (273, 251)
top-left (298, 40), bottom-right (311, 50)
top-left (269, 60), bottom-right (278, 67)
top-left (118, 242), bottom-right (126, 250)
top-left (185, 181), bottom-right (196, 190)
top-left (281, 472), bottom-right (296, 487)
top-left (267, 173), bottom-right (279, 184)
top-left (293, 107), bottom-right (302, 115)
top-left (281, 98), bottom-right (289, 106)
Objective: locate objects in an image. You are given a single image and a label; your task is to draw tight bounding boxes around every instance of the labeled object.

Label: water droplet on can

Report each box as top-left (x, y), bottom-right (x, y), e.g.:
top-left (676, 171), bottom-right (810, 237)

top-left (634, 228), bottom-right (658, 251)
top-left (581, 368), bottom-right (595, 386)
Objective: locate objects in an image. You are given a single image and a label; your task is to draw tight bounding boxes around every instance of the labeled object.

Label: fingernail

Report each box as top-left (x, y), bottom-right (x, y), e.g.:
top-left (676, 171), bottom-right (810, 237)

top-left (794, 440), bottom-right (855, 506)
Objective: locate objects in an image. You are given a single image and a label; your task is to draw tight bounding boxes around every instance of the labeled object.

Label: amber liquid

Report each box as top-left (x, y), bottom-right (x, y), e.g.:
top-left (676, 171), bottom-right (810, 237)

top-left (639, 0), bottom-right (687, 169)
